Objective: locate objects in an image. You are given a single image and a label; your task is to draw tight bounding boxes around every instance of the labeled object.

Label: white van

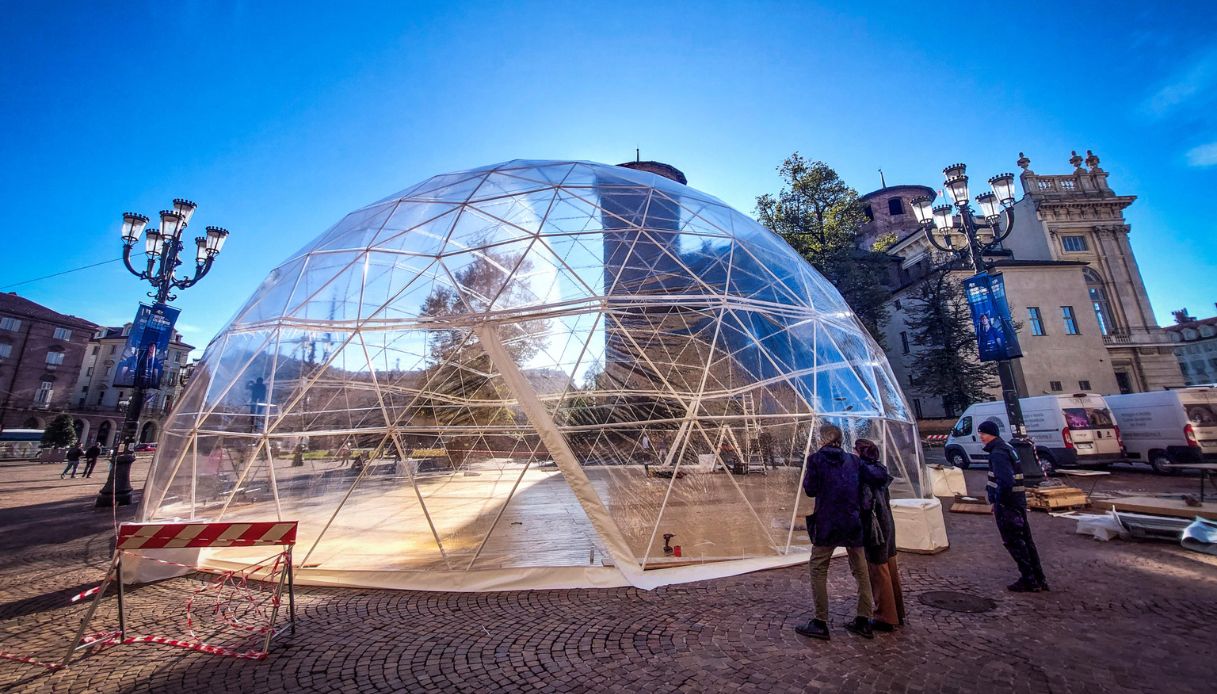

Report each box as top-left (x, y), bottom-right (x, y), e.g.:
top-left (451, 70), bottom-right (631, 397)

top-left (1104, 387), bottom-right (1217, 473)
top-left (944, 393), bottom-right (1123, 471)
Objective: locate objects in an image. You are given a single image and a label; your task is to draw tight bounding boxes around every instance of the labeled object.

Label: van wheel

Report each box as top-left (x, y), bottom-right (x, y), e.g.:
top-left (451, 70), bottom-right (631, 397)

top-left (947, 450), bottom-right (969, 469)
top-left (1036, 451), bottom-right (1057, 476)
top-left (1150, 455), bottom-right (1178, 475)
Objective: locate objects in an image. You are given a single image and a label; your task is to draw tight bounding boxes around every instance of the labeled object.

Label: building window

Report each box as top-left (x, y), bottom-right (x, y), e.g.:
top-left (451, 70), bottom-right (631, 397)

top-left (888, 198), bottom-right (904, 216)
top-left (45, 349), bottom-right (65, 366)
top-left (34, 379), bottom-right (54, 406)
top-left (86, 366), bottom-right (93, 376)
top-left (1062, 306), bottom-right (1080, 335)
top-left (900, 331), bottom-right (910, 354)
top-left (1115, 371), bottom-right (1133, 394)
top-left (108, 345), bottom-right (116, 355)
top-left (0, 343), bottom-right (10, 360)
top-left (91, 345), bottom-right (99, 355)
top-left (1079, 380), bottom-right (1092, 391)
top-left (1028, 307), bottom-right (1045, 336)
top-left (53, 327), bottom-right (72, 341)
top-left (81, 385), bottom-right (89, 393)
top-left (1061, 235), bottom-right (1088, 252)
top-left (1050, 380), bottom-right (1063, 392)
top-left (1083, 268), bottom-right (1115, 336)
top-left (863, 205), bottom-right (874, 221)
top-left (0, 317), bottom-right (21, 332)
top-left (912, 398), bottom-right (923, 419)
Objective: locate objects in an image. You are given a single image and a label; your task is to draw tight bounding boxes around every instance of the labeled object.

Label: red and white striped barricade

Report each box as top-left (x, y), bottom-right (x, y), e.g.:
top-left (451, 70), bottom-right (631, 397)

top-left (64, 520), bottom-right (297, 665)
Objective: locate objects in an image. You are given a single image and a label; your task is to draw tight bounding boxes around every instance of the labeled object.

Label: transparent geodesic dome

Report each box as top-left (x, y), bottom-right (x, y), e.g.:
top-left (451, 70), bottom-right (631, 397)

top-left (141, 160), bottom-right (925, 591)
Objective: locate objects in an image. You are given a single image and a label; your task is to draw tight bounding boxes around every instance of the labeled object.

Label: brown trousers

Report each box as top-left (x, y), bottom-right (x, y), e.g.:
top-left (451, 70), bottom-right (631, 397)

top-left (867, 556), bottom-right (905, 626)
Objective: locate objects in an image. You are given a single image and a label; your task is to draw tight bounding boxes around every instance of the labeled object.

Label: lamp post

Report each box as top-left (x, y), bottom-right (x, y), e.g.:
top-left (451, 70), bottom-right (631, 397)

top-left (96, 200), bottom-right (229, 507)
top-left (908, 165), bottom-right (1041, 479)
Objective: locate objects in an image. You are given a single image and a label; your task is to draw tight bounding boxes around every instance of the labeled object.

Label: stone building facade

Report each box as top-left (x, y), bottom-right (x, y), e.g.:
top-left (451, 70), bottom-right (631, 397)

top-left (0, 292), bottom-right (194, 450)
top-left (1164, 308), bottom-right (1217, 386)
top-left (0, 293), bottom-right (98, 433)
top-left (69, 325), bottom-right (193, 446)
top-left (861, 151), bottom-right (1183, 419)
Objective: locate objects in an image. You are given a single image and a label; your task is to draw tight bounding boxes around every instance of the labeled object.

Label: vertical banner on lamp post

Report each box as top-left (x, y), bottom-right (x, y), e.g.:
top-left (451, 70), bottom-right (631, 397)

top-left (962, 272), bottom-right (1022, 362)
top-left (114, 303), bottom-right (181, 389)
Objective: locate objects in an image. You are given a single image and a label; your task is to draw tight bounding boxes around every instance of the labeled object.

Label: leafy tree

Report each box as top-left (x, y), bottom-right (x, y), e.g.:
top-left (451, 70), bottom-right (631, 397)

top-left (416, 250), bottom-right (549, 426)
top-left (42, 414), bottom-right (78, 448)
top-left (905, 269), bottom-right (997, 415)
top-left (755, 153), bottom-right (890, 342)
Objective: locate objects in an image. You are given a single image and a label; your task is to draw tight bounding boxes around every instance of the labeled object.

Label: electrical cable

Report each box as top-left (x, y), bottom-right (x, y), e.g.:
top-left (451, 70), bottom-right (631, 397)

top-left (1, 258), bottom-right (123, 290)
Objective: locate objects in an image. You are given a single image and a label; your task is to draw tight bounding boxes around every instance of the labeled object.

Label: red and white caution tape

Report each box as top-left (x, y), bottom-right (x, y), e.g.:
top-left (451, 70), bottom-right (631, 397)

top-left (122, 635), bottom-right (268, 660)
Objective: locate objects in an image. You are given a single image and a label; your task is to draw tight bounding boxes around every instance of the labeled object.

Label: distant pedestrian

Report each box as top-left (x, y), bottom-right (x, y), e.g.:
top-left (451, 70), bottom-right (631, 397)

top-left (855, 438), bottom-right (905, 632)
top-left (980, 420), bottom-right (1049, 592)
top-left (796, 424), bottom-right (886, 641)
top-left (83, 443), bottom-right (101, 478)
top-left (60, 444), bottom-right (84, 479)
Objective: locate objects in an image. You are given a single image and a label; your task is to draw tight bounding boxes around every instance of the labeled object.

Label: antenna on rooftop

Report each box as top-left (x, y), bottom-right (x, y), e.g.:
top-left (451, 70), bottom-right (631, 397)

top-left (636, 147), bottom-right (640, 163)
top-left (879, 168), bottom-right (887, 188)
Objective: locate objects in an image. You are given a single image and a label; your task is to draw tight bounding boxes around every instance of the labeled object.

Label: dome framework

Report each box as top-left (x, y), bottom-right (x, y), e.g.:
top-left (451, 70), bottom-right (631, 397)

top-left (141, 160), bottom-right (925, 590)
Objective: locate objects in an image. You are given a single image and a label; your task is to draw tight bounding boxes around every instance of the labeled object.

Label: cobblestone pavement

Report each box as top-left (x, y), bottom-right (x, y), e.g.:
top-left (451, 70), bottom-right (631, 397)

top-left (1, 455), bottom-right (1215, 693)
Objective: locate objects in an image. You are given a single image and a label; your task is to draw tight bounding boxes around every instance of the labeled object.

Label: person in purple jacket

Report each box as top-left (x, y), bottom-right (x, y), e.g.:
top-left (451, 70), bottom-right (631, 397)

top-left (795, 424), bottom-right (888, 641)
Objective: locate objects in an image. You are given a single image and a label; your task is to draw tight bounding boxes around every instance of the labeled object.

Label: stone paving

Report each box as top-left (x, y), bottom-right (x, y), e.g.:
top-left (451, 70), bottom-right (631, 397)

top-left (1, 455), bottom-right (1215, 693)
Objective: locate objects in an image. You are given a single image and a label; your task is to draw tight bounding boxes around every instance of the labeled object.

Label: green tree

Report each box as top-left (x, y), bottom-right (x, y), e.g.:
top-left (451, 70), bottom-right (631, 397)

top-left (416, 250), bottom-right (549, 426)
top-left (41, 413), bottom-right (77, 448)
top-left (905, 269), bottom-right (997, 415)
top-left (756, 153), bottom-right (890, 342)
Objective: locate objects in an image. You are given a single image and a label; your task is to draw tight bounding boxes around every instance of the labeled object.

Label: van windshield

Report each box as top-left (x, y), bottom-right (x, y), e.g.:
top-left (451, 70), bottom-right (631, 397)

top-left (1063, 407), bottom-right (1114, 429)
top-left (1185, 404), bottom-right (1217, 426)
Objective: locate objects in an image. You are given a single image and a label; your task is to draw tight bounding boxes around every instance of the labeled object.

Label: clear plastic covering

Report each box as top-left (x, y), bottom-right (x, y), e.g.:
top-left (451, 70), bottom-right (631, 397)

top-left (141, 160), bottom-right (925, 590)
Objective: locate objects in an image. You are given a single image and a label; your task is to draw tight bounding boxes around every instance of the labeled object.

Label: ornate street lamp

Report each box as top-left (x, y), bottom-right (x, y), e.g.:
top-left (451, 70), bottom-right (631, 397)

top-left (97, 199), bottom-right (230, 507)
top-left (908, 164), bottom-right (1017, 273)
top-left (909, 164), bottom-right (1041, 480)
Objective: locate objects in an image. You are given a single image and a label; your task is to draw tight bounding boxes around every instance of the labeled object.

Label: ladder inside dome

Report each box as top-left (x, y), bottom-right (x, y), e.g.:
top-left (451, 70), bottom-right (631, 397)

top-left (739, 392), bottom-right (767, 475)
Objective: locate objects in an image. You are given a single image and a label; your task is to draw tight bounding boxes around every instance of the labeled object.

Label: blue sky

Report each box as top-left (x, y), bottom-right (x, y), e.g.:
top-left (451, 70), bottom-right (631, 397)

top-left (2, 1), bottom-right (1215, 354)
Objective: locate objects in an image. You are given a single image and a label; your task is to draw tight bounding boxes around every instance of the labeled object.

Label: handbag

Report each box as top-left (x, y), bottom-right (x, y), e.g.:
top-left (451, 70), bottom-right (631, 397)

top-left (867, 498), bottom-right (886, 547)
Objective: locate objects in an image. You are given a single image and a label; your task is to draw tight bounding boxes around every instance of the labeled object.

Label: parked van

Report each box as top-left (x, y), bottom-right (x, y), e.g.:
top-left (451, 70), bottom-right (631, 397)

top-left (944, 393), bottom-right (1123, 471)
top-left (1104, 387), bottom-right (1217, 473)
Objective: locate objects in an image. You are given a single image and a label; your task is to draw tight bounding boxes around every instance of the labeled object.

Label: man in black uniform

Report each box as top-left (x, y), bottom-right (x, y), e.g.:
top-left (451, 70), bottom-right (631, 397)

top-left (979, 420), bottom-right (1049, 592)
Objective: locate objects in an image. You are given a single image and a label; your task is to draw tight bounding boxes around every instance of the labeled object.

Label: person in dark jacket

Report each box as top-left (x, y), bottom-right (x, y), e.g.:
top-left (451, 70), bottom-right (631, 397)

top-left (83, 443), bottom-right (101, 478)
top-left (980, 420), bottom-right (1049, 592)
top-left (61, 444), bottom-right (84, 479)
top-left (795, 424), bottom-right (886, 641)
top-left (855, 438), bottom-right (904, 632)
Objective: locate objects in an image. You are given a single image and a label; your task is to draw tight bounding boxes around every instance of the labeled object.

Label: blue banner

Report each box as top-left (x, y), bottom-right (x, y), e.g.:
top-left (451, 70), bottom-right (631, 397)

top-left (962, 272), bottom-right (1022, 362)
top-left (113, 303), bottom-right (181, 389)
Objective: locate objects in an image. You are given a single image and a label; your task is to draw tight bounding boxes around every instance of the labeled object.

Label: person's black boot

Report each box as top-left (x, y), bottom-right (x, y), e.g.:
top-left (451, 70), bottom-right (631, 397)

top-left (1007, 578), bottom-right (1041, 593)
top-left (869, 619), bottom-right (895, 633)
top-left (795, 619), bottom-right (831, 640)
top-left (844, 616), bottom-right (874, 639)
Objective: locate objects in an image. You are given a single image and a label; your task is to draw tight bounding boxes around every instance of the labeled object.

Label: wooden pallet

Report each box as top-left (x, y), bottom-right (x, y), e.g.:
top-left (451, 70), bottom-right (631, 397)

top-left (1027, 485), bottom-right (1089, 512)
top-left (949, 495), bottom-right (991, 514)
top-left (1106, 496), bottom-right (1217, 521)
